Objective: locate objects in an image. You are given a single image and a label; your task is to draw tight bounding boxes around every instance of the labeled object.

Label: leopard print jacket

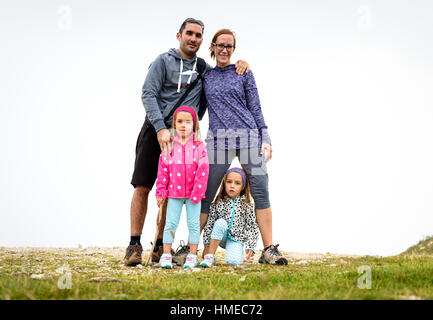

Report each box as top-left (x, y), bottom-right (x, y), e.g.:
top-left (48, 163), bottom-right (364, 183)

top-left (202, 195), bottom-right (259, 252)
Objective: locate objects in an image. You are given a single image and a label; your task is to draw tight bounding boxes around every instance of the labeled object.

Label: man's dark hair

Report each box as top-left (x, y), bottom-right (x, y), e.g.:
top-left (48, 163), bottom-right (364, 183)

top-left (179, 18), bottom-right (205, 35)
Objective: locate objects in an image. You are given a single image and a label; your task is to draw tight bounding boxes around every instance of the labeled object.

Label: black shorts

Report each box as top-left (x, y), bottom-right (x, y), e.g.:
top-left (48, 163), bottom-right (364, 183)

top-left (131, 118), bottom-right (161, 189)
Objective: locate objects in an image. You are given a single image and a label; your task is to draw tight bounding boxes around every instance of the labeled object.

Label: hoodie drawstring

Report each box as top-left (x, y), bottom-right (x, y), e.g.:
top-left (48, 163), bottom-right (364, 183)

top-left (187, 58), bottom-right (197, 85)
top-left (177, 59), bottom-right (183, 93)
top-left (177, 57), bottom-right (198, 93)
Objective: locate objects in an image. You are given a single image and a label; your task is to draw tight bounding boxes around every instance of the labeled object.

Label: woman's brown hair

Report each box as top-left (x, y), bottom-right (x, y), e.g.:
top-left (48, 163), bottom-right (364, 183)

top-left (209, 29), bottom-right (236, 60)
top-left (214, 167), bottom-right (251, 208)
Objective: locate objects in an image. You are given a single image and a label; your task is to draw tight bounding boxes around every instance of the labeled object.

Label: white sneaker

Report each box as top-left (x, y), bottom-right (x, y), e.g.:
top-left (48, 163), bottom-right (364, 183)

top-left (159, 253), bottom-right (173, 269)
top-left (200, 254), bottom-right (215, 268)
top-left (183, 253), bottom-right (199, 269)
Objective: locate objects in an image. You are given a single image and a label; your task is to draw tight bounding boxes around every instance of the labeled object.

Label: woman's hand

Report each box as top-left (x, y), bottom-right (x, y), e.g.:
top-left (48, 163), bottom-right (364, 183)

top-left (260, 143), bottom-right (272, 162)
top-left (234, 60), bottom-right (250, 75)
top-left (245, 249), bottom-right (255, 260)
top-left (156, 197), bottom-right (165, 208)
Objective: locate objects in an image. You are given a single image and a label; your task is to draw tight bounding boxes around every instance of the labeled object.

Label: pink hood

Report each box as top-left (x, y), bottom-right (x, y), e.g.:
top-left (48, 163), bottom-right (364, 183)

top-left (155, 134), bottom-right (209, 204)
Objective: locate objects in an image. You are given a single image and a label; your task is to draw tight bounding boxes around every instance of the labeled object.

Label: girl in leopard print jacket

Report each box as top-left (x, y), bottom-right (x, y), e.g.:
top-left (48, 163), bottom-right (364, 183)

top-left (201, 168), bottom-right (259, 267)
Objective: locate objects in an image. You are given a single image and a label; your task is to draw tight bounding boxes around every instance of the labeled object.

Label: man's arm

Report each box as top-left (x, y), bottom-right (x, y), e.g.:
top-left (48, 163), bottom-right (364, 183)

top-left (204, 60), bottom-right (250, 75)
top-left (142, 55), bottom-right (172, 153)
top-left (235, 60), bottom-right (250, 75)
top-left (141, 54), bottom-right (167, 133)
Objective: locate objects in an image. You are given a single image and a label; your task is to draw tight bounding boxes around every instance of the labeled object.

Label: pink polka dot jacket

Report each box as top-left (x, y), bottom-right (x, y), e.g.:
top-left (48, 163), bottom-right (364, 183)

top-left (155, 134), bottom-right (209, 204)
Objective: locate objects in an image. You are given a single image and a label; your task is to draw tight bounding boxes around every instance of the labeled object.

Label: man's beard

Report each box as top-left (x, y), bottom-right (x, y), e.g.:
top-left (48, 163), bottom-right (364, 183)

top-left (182, 42), bottom-right (199, 56)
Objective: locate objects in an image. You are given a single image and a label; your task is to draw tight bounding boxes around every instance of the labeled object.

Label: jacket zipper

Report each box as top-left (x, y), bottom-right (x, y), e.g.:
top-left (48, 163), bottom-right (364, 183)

top-left (227, 196), bottom-right (240, 242)
top-left (182, 142), bottom-right (186, 198)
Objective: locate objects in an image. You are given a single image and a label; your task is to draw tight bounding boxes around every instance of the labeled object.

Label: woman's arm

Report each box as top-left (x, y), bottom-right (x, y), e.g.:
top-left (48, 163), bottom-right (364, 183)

top-left (243, 71), bottom-right (271, 144)
top-left (243, 71), bottom-right (272, 161)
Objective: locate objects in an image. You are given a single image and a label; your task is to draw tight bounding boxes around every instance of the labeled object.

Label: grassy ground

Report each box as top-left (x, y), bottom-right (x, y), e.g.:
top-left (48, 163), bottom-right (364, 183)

top-left (1, 246), bottom-right (432, 300)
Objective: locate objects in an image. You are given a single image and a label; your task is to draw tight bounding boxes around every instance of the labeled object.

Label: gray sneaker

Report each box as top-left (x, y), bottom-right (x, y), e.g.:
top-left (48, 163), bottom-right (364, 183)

top-left (172, 240), bottom-right (190, 266)
top-left (258, 244), bottom-right (288, 265)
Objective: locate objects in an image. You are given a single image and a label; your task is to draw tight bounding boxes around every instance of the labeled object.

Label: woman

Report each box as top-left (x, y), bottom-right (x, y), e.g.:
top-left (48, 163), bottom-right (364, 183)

top-left (200, 29), bottom-right (287, 265)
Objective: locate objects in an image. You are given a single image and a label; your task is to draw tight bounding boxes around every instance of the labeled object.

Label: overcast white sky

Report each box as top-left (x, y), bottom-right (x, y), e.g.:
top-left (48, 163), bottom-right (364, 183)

top-left (1, 0), bottom-right (432, 256)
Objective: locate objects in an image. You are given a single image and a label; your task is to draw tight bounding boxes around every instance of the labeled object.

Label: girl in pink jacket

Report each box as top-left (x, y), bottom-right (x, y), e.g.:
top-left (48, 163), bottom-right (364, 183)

top-left (155, 106), bottom-right (209, 269)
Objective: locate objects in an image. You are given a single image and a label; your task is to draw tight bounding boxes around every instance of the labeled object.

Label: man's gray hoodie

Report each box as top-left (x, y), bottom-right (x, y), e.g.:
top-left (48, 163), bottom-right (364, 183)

top-left (141, 48), bottom-right (211, 133)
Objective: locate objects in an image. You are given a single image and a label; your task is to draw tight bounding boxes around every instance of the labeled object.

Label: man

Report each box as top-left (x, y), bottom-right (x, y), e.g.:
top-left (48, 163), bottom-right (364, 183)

top-left (124, 18), bottom-right (249, 266)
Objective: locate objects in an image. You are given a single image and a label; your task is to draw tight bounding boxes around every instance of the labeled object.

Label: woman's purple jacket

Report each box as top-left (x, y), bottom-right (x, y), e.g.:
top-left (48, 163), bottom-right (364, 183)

top-left (203, 64), bottom-right (271, 150)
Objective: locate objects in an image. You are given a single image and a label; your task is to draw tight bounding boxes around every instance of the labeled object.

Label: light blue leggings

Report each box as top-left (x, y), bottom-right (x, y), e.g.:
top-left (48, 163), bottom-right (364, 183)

top-left (211, 218), bottom-right (244, 266)
top-left (163, 198), bottom-right (201, 245)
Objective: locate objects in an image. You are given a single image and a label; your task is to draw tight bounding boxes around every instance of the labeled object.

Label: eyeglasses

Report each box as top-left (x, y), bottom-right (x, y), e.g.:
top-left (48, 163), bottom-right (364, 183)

top-left (213, 43), bottom-right (235, 52)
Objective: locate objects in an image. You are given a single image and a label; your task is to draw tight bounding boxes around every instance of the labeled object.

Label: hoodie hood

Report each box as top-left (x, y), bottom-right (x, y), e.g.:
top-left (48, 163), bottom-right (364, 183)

top-left (167, 48), bottom-right (184, 59)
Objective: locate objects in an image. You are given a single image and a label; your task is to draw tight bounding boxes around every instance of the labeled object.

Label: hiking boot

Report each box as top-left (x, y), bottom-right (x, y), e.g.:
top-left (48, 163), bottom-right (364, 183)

top-left (200, 254), bottom-right (215, 268)
top-left (151, 243), bottom-right (164, 263)
top-left (151, 242), bottom-right (175, 263)
top-left (183, 254), bottom-right (199, 269)
top-left (159, 253), bottom-right (173, 269)
top-left (172, 240), bottom-right (190, 266)
top-left (258, 244), bottom-right (288, 265)
top-left (124, 243), bottom-right (143, 266)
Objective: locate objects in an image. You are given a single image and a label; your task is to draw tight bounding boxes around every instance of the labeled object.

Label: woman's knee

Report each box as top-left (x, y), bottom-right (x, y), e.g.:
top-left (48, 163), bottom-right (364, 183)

top-left (201, 200), bottom-right (211, 214)
top-left (248, 176), bottom-right (271, 209)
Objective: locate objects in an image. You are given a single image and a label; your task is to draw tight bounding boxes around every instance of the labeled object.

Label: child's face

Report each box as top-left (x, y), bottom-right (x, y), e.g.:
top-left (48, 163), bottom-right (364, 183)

top-left (225, 172), bottom-right (243, 199)
top-left (174, 111), bottom-right (194, 139)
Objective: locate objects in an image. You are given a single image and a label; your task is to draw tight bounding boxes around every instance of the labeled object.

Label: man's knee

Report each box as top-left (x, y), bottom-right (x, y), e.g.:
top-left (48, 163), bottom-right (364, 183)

top-left (134, 186), bottom-right (151, 198)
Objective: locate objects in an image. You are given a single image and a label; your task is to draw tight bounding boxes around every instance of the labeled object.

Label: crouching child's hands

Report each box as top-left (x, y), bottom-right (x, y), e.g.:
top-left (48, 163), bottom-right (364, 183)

top-left (245, 249), bottom-right (255, 260)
